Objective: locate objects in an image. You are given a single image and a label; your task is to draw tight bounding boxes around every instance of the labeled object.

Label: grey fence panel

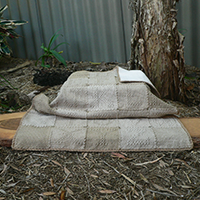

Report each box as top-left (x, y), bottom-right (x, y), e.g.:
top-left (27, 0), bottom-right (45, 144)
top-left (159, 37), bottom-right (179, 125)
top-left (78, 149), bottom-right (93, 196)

top-left (121, 0), bottom-right (133, 61)
top-left (37, 0), bottom-right (54, 47)
top-left (0, 0), bottom-right (132, 63)
top-left (176, 1), bottom-right (200, 68)
top-left (18, 0), bottom-right (37, 59)
top-left (0, 0), bottom-right (199, 68)
top-left (27, 0), bottom-right (42, 59)
top-left (4, 0), bottom-right (26, 58)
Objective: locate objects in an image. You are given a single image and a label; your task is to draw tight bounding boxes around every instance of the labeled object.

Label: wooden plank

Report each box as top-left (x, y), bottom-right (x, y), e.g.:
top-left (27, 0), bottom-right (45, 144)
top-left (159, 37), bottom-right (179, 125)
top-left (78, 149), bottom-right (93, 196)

top-left (0, 112), bottom-right (26, 147)
top-left (0, 112), bottom-right (200, 148)
top-left (180, 118), bottom-right (200, 138)
top-left (180, 118), bottom-right (200, 149)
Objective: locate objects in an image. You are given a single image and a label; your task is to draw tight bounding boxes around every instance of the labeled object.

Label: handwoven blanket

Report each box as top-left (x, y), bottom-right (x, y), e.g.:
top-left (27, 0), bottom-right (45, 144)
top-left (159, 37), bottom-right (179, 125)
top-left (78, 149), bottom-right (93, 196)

top-left (12, 67), bottom-right (193, 151)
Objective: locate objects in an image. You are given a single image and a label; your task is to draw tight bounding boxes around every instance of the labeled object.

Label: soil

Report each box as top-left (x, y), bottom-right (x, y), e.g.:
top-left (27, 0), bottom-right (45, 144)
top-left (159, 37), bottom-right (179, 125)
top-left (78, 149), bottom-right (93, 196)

top-left (0, 56), bottom-right (200, 199)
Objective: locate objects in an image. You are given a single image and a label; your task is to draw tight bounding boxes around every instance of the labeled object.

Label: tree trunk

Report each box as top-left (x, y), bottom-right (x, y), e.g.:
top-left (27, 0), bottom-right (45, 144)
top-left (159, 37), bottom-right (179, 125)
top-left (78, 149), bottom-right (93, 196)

top-left (129, 0), bottom-right (186, 102)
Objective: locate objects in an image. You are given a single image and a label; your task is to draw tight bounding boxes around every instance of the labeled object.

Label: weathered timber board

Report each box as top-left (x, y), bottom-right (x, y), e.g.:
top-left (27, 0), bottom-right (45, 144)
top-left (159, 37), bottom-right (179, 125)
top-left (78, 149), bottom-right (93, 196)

top-left (0, 112), bottom-right (199, 148)
top-left (0, 112), bottom-right (26, 147)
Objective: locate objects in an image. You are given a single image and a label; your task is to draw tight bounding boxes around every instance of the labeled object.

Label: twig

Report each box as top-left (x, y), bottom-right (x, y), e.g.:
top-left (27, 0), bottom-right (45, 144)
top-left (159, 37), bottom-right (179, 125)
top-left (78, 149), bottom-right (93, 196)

top-left (140, 191), bottom-right (145, 200)
top-left (77, 154), bottom-right (91, 197)
top-left (57, 174), bottom-right (70, 192)
top-left (183, 171), bottom-right (192, 184)
top-left (80, 165), bottom-right (91, 195)
top-left (1, 60), bottom-right (31, 74)
top-left (104, 161), bottom-right (120, 173)
top-left (123, 193), bottom-right (128, 200)
top-left (133, 156), bottom-right (164, 166)
top-left (175, 159), bottom-right (196, 170)
top-left (146, 189), bottom-right (183, 198)
top-left (0, 163), bottom-right (7, 175)
top-left (69, 194), bottom-right (77, 200)
top-left (104, 161), bottom-right (142, 190)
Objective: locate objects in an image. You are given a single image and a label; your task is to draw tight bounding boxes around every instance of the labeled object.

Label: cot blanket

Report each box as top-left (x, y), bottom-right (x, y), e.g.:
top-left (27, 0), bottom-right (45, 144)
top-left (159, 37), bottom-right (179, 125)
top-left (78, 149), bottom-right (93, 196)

top-left (12, 67), bottom-right (193, 151)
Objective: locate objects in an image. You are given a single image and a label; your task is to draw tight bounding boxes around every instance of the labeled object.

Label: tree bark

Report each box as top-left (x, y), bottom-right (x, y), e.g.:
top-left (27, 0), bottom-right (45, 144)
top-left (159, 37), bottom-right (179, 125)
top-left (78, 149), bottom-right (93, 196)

top-left (129, 0), bottom-right (186, 102)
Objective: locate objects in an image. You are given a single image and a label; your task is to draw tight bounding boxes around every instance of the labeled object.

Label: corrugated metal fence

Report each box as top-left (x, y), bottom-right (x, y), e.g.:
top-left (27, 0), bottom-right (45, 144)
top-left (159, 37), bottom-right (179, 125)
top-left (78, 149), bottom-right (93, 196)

top-left (0, 0), bottom-right (199, 68)
top-left (177, 0), bottom-right (200, 68)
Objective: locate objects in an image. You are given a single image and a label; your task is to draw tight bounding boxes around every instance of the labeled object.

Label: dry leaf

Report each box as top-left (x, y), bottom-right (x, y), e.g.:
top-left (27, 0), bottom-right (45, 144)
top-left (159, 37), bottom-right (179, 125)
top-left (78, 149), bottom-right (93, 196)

top-left (0, 164), bottom-right (7, 175)
top-left (121, 174), bottom-right (136, 186)
top-left (64, 167), bottom-right (71, 176)
top-left (139, 173), bottom-right (149, 183)
top-left (6, 181), bottom-right (20, 187)
top-left (175, 159), bottom-right (191, 168)
top-left (90, 174), bottom-right (98, 178)
top-left (50, 178), bottom-right (54, 187)
top-left (179, 185), bottom-right (193, 189)
top-left (167, 169), bottom-right (174, 176)
top-left (102, 169), bottom-right (109, 174)
top-left (51, 160), bottom-right (62, 167)
top-left (111, 152), bottom-right (126, 159)
top-left (42, 192), bottom-right (56, 196)
top-left (0, 189), bottom-right (6, 195)
top-left (152, 183), bottom-right (165, 191)
top-left (93, 196), bottom-right (97, 200)
top-left (184, 171), bottom-right (192, 183)
top-left (133, 188), bottom-right (139, 196)
top-left (10, 164), bottom-right (21, 171)
top-left (83, 153), bottom-right (88, 158)
top-left (60, 190), bottom-right (66, 200)
top-left (159, 160), bottom-right (168, 168)
top-left (99, 190), bottom-right (116, 194)
top-left (186, 84), bottom-right (195, 91)
top-left (32, 164), bottom-right (41, 167)
top-left (20, 188), bottom-right (34, 194)
top-left (39, 197), bottom-right (43, 200)
top-left (94, 168), bottom-right (99, 174)
top-left (66, 187), bottom-right (74, 195)
top-left (152, 184), bottom-right (177, 195)
top-left (102, 181), bottom-right (112, 187)
top-left (121, 152), bottom-right (128, 156)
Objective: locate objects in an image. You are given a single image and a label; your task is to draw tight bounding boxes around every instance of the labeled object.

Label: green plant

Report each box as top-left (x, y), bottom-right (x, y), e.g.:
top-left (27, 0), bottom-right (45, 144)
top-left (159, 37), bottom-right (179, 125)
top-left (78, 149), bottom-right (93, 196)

top-left (0, 74), bottom-right (18, 113)
top-left (36, 29), bottom-right (68, 68)
top-left (0, 5), bottom-right (27, 56)
top-left (0, 74), bottom-right (15, 88)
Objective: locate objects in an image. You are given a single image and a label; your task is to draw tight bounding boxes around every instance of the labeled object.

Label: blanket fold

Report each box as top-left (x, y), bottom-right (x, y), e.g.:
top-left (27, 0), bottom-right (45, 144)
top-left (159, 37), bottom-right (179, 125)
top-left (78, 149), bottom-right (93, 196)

top-left (12, 67), bottom-right (193, 151)
top-left (33, 67), bottom-right (177, 119)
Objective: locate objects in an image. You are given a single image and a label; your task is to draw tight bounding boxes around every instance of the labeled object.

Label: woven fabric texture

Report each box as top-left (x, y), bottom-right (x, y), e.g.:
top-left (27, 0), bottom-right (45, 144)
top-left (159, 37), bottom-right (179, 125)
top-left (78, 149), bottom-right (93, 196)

top-left (32, 67), bottom-right (177, 118)
top-left (12, 67), bottom-right (193, 151)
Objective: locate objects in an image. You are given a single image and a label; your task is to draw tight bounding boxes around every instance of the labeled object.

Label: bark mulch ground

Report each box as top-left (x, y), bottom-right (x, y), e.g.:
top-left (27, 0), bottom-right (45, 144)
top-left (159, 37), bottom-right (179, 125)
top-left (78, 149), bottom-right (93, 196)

top-left (0, 57), bottom-right (200, 199)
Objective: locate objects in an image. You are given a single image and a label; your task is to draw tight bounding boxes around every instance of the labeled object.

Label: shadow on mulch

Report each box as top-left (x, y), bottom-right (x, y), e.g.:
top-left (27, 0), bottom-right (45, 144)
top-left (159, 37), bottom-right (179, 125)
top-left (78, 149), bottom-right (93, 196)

top-left (1, 147), bottom-right (200, 199)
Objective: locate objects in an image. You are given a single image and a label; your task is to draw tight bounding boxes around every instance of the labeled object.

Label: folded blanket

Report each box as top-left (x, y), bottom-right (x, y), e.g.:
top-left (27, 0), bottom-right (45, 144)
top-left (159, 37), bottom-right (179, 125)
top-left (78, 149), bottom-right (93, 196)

top-left (32, 67), bottom-right (177, 118)
top-left (12, 67), bottom-right (193, 151)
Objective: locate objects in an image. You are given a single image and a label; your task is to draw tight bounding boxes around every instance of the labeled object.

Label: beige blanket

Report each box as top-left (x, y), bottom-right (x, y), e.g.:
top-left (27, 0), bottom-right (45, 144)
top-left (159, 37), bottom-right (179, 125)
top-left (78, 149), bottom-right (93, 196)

top-left (12, 67), bottom-right (193, 151)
